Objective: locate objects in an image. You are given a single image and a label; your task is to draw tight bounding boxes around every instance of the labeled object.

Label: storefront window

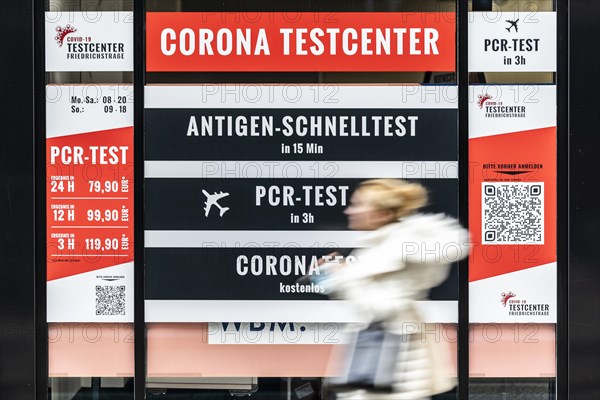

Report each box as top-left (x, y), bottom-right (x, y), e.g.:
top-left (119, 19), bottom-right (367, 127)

top-left (143, 1), bottom-right (459, 399)
top-left (46, 1), bottom-right (135, 398)
top-left (468, 1), bottom-right (557, 398)
top-left (38, 1), bottom-right (560, 399)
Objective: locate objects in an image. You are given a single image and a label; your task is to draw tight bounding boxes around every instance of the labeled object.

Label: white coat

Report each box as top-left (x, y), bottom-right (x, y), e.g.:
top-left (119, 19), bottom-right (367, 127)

top-left (325, 213), bottom-right (470, 400)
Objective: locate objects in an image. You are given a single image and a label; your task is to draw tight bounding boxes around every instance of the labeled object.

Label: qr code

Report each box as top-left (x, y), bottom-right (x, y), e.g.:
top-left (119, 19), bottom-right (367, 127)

top-left (96, 285), bottom-right (126, 315)
top-left (482, 182), bottom-right (544, 244)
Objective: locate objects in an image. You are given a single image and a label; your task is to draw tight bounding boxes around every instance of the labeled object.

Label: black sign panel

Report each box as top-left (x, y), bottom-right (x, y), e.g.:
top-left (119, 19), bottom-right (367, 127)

top-left (145, 108), bottom-right (457, 161)
top-left (144, 178), bottom-right (458, 230)
top-left (145, 248), bottom-right (346, 300)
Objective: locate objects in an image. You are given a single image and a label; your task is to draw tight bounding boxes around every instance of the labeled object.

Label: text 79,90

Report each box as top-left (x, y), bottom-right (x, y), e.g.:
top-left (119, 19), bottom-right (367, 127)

top-left (88, 179), bottom-right (129, 193)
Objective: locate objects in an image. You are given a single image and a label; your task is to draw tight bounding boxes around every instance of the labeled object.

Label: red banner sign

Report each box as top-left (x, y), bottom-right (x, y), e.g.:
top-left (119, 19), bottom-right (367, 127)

top-left (146, 12), bottom-right (455, 72)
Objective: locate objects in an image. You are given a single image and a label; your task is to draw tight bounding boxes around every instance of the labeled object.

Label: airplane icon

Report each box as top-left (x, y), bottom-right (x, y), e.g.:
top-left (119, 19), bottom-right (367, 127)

top-left (202, 190), bottom-right (230, 217)
top-left (506, 19), bottom-right (519, 33)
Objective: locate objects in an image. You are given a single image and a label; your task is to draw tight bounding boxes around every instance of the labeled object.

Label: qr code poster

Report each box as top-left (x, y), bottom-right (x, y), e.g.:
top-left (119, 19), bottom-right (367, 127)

top-left (96, 285), bottom-right (126, 316)
top-left (482, 182), bottom-right (544, 245)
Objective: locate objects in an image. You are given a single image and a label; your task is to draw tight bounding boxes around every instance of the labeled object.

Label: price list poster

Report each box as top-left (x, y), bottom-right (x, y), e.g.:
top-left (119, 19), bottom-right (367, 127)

top-left (45, 12), bottom-right (134, 323)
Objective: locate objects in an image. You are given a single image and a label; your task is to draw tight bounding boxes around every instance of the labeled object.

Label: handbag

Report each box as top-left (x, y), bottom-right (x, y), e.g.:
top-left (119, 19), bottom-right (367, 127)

top-left (328, 322), bottom-right (404, 393)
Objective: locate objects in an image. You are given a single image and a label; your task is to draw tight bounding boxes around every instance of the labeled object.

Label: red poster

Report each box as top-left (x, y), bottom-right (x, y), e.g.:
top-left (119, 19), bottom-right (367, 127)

top-left (146, 12), bottom-right (455, 72)
top-left (47, 128), bottom-right (134, 281)
top-left (46, 85), bottom-right (134, 322)
top-left (468, 85), bottom-right (556, 323)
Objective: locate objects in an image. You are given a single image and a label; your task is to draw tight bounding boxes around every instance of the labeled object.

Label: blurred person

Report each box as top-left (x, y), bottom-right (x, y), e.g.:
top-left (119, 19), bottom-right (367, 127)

top-left (322, 179), bottom-right (470, 400)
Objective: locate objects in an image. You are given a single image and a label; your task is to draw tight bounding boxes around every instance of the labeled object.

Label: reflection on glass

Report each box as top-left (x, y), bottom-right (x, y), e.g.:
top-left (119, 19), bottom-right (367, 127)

top-left (48, 324), bottom-right (134, 400)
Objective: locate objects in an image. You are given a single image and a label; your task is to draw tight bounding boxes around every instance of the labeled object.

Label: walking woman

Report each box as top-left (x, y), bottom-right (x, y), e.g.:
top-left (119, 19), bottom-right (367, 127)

top-left (325, 179), bottom-right (470, 400)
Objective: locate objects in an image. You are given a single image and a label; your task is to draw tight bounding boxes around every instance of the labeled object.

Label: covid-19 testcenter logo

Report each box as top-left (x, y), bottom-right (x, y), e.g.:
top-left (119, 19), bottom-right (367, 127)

top-left (477, 93), bottom-right (527, 119)
top-left (501, 291), bottom-right (550, 317)
top-left (54, 23), bottom-right (125, 60)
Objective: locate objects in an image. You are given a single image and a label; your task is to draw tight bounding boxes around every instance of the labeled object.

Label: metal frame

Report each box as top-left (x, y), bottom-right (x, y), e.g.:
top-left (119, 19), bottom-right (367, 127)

top-left (457, 0), bottom-right (470, 399)
top-left (34, 0), bottom-right (49, 396)
top-left (567, 0), bottom-right (600, 398)
top-left (134, 0), bottom-right (147, 397)
top-left (556, 0), bottom-right (569, 398)
top-left (0, 0), bottom-right (37, 398)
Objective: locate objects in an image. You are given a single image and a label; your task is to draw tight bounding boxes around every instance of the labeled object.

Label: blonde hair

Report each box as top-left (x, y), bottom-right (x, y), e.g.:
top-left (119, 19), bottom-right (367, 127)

top-left (357, 179), bottom-right (428, 219)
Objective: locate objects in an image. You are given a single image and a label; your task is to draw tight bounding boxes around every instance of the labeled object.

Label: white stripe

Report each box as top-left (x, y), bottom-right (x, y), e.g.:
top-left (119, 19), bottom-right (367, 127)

top-left (145, 161), bottom-right (458, 179)
top-left (145, 230), bottom-right (363, 248)
top-left (144, 300), bottom-right (458, 323)
top-left (145, 85), bottom-right (458, 109)
top-left (145, 300), bottom-right (362, 323)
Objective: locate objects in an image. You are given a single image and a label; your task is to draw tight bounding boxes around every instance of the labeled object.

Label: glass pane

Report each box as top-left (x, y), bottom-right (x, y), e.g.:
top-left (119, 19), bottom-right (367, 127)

top-left (45, 0), bottom-right (135, 398)
top-left (144, 1), bottom-right (459, 399)
top-left (468, 0), bottom-right (557, 398)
